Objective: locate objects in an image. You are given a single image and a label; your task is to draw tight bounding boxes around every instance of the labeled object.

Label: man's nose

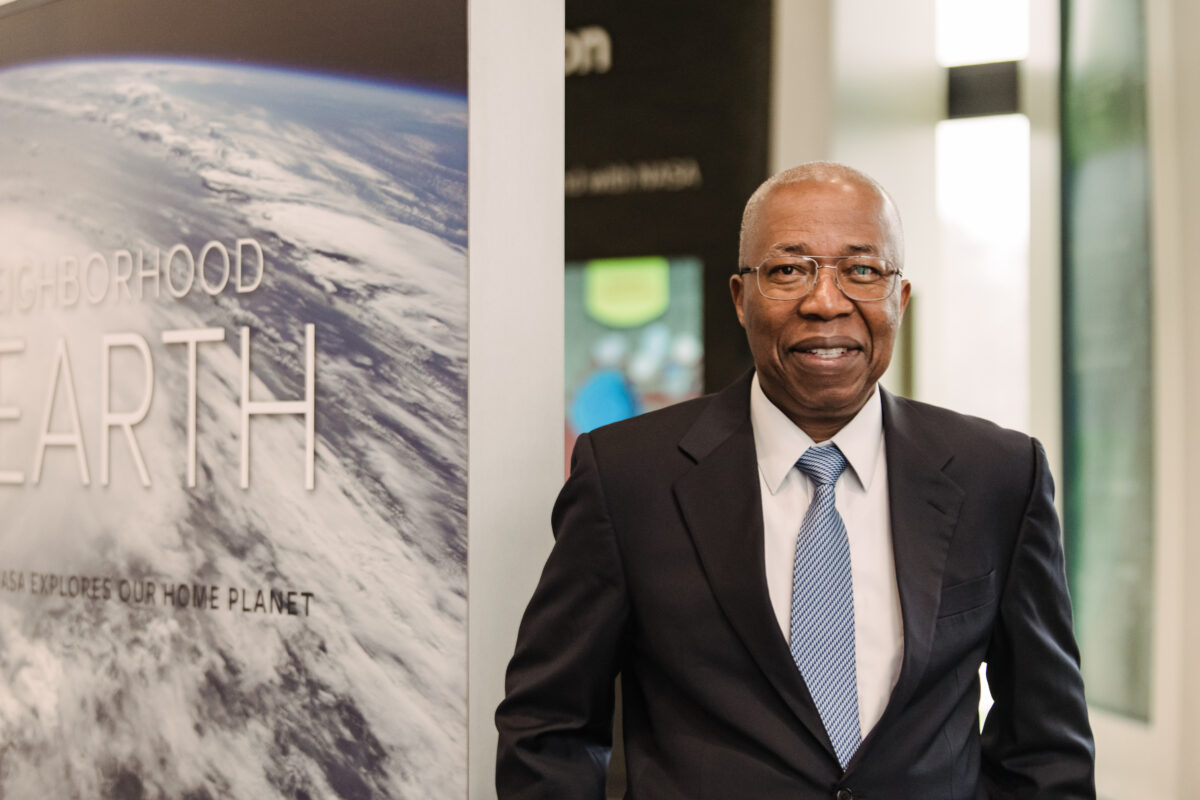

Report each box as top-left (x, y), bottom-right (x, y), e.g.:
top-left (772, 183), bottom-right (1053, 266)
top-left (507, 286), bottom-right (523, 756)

top-left (797, 266), bottom-right (853, 317)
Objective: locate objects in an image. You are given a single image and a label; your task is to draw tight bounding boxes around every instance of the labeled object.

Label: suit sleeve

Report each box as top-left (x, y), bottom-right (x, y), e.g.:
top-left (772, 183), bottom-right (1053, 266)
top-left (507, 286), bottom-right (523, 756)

top-left (495, 432), bottom-right (630, 800)
top-left (981, 438), bottom-right (1096, 798)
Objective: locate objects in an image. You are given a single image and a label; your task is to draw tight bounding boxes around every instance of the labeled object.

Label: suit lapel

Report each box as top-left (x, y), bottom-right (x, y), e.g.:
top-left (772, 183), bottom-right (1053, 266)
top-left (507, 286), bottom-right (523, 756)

top-left (672, 372), bottom-right (837, 760)
top-left (865, 390), bottom-right (965, 741)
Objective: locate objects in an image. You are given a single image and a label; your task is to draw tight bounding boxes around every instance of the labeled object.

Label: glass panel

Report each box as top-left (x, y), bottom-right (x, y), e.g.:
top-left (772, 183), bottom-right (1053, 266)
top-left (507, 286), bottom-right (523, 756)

top-left (1062, 0), bottom-right (1154, 721)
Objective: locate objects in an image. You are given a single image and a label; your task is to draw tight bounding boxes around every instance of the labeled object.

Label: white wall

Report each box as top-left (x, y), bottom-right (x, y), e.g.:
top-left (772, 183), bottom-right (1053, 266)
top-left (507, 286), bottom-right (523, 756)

top-left (828, 0), bottom-right (941, 402)
top-left (1145, 0), bottom-right (1200, 795)
top-left (770, 0), bottom-right (832, 171)
top-left (467, 3), bottom-right (564, 797)
top-left (1176, 0), bottom-right (1200, 777)
top-left (1172, 0), bottom-right (1200, 781)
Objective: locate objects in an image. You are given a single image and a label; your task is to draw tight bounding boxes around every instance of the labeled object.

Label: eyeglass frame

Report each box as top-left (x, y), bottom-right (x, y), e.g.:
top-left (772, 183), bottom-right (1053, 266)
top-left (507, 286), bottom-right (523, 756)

top-left (736, 255), bottom-right (905, 303)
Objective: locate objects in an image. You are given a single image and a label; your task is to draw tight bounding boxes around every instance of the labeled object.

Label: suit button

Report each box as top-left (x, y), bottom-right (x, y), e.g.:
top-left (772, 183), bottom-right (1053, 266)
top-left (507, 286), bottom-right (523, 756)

top-left (835, 790), bottom-right (853, 800)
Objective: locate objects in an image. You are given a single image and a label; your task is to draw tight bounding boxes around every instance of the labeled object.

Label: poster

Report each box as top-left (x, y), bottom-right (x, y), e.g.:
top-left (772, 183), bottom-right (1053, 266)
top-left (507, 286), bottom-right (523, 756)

top-left (0, 1), bottom-right (468, 796)
top-left (565, 0), bottom-right (771, 391)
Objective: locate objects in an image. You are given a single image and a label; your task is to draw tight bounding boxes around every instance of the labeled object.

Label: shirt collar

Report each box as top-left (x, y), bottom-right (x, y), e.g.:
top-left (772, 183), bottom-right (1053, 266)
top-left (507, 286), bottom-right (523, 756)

top-left (749, 373), bottom-right (884, 495)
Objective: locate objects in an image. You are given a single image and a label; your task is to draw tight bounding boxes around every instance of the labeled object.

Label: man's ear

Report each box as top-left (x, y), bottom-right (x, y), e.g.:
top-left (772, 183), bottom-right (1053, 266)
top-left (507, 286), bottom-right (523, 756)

top-left (730, 273), bottom-right (747, 328)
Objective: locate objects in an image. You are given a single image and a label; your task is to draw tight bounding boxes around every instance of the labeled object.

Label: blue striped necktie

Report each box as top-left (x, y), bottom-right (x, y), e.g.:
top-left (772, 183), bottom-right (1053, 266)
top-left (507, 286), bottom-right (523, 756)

top-left (790, 444), bottom-right (861, 769)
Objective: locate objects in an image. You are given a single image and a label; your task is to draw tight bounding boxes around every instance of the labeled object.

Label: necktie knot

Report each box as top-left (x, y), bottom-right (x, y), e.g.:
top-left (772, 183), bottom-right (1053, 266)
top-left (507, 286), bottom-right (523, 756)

top-left (796, 445), bottom-right (848, 487)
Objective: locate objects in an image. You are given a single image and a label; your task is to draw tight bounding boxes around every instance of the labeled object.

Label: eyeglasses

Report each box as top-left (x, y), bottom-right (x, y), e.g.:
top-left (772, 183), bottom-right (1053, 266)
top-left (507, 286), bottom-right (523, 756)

top-left (738, 255), bottom-right (903, 302)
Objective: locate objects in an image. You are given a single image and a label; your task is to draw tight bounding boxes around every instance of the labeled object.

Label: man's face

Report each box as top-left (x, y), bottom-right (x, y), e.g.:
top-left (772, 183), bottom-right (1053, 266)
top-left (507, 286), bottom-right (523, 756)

top-left (730, 178), bottom-right (910, 438)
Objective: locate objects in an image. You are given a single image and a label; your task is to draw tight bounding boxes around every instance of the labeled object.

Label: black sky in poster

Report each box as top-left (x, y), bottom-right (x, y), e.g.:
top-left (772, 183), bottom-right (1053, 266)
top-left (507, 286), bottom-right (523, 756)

top-left (0, 0), bottom-right (466, 91)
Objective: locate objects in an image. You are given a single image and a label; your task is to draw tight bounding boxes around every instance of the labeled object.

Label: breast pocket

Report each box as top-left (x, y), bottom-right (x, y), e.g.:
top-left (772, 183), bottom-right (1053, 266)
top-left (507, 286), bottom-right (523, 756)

top-left (937, 570), bottom-right (997, 618)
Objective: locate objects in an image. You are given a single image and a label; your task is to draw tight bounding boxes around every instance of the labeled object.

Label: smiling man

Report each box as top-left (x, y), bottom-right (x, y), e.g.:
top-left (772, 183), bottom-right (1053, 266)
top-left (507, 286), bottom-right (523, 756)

top-left (497, 163), bottom-right (1095, 799)
top-left (732, 165), bottom-right (909, 442)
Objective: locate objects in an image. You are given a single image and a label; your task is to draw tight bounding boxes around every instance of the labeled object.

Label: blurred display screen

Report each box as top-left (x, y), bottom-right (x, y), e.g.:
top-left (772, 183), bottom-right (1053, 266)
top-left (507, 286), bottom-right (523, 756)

top-left (565, 256), bottom-right (704, 453)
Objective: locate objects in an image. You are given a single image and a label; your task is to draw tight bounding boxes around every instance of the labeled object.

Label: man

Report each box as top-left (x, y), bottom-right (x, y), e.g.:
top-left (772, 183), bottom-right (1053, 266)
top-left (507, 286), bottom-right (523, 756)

top-left (496, 163), bottom-right (1095, 798)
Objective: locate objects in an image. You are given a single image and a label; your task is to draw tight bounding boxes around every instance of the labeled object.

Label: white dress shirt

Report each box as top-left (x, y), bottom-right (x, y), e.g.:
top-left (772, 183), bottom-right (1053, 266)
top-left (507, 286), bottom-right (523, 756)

top-left (749, 374), bottom-right (904, 736)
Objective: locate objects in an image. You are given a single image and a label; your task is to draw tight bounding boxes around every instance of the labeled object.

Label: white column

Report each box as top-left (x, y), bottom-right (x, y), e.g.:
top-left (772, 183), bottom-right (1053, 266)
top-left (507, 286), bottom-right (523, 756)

top-left (770, 0), bottom-right (833, 171)
top-left (1025, 1), bottom-right (1063, 479)
top-left (1176, 0), bottom-right (1200, 779)
top-left (467, 2), bottom-right (564, 798)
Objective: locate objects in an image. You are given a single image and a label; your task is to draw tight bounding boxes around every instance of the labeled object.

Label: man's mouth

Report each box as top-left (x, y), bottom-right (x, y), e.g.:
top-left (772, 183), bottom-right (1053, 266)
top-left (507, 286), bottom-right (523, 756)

top-left (792, 339), bottom-right (862, 361)
top-left (802, 347), bottom-right (851, 359)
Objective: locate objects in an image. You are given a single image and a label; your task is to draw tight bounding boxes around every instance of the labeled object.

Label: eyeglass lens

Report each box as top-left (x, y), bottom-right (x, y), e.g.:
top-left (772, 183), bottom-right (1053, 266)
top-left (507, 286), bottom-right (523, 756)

top-left (756, 257), bottom-right (897, 301)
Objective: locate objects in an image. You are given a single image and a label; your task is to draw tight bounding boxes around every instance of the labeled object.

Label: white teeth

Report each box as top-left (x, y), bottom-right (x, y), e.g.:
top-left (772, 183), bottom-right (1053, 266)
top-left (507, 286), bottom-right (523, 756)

top-left (805, 348), bottom-right (848, 358)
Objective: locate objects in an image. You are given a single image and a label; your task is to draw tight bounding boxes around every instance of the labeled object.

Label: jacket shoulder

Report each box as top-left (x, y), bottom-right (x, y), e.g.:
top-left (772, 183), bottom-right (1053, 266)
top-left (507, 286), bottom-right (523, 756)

top-left (885, 392), bottom-right (1043, 482)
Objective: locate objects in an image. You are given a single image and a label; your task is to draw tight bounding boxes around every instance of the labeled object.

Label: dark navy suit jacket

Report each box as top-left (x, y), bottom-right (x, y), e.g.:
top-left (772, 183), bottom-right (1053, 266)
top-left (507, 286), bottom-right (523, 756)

top-left (497, 372), bottom-right (1094, 799)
